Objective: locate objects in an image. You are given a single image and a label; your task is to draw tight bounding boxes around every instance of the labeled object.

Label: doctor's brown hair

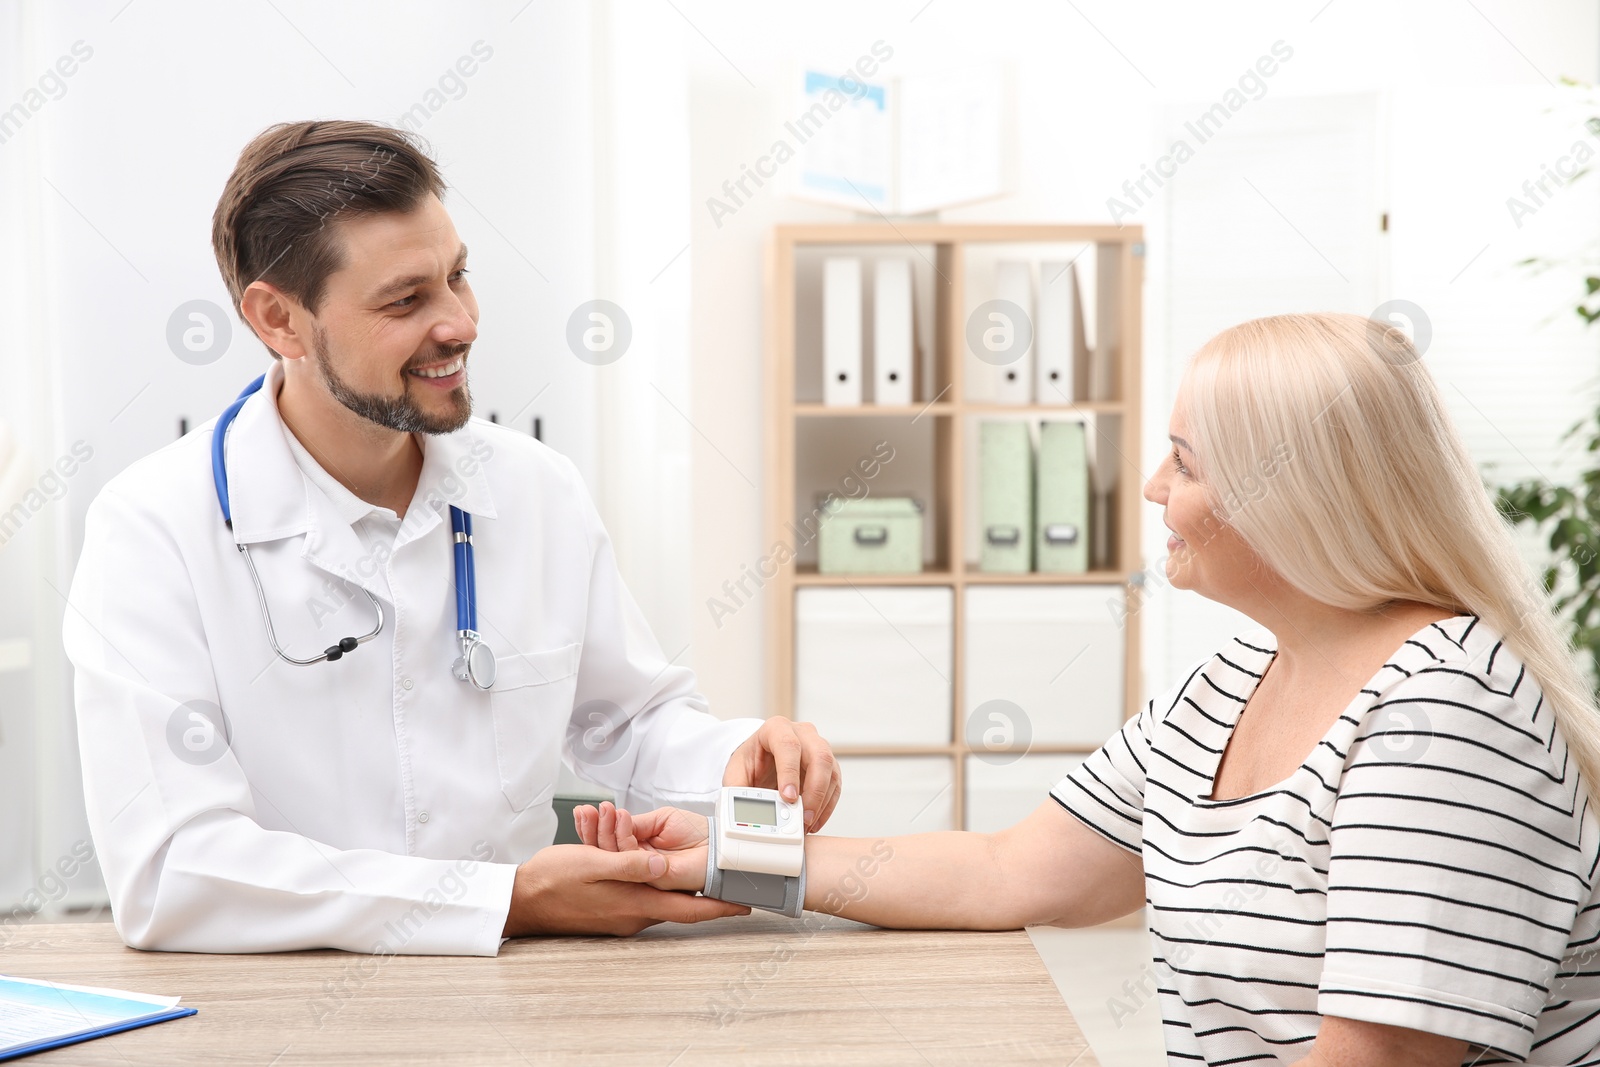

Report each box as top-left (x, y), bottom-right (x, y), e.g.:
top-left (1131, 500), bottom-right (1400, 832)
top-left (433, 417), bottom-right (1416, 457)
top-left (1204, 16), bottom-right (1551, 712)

top-left (210, 120), bottom-right (445, 356)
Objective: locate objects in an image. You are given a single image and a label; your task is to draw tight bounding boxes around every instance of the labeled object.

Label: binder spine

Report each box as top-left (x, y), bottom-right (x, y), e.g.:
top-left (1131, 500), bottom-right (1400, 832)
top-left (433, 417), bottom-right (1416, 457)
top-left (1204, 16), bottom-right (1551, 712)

top-left (823, 257), bottom-right (863, 406)
top-left (992, 260), bottom-right (1034, 405)
top-left (873, 258), bottom-right (914, 406)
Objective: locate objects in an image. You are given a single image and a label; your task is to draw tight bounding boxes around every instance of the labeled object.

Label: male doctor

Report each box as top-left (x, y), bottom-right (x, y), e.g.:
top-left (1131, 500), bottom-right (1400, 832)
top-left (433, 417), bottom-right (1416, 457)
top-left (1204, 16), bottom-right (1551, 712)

top-left (63, 120), bottom-right (841, 956)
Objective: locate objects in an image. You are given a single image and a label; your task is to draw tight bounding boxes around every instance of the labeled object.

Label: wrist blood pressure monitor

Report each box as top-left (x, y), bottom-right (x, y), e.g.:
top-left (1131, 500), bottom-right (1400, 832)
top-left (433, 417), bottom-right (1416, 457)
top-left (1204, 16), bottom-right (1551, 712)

top-left (703, 786), bottom-right (806, 918)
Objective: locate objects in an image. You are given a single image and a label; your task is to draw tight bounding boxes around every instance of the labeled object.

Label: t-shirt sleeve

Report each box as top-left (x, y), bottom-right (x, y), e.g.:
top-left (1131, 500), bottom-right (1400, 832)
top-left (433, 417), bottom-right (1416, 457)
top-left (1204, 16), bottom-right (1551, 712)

top-left (1049, 661), bottom-right (1207, 855)
top-left (1317, 662), bottom-right (1588, 1060)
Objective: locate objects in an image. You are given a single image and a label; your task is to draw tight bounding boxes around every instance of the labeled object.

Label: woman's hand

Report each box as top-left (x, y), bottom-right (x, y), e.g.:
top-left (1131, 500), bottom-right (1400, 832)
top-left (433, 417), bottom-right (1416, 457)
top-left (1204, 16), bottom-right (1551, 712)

top-left (573, 801), bottom-right (710, 893)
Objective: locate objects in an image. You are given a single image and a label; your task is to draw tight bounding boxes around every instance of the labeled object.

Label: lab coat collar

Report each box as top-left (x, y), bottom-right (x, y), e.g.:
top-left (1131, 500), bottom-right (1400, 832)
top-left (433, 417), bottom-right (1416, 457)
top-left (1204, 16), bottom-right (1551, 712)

top-left (223, 363), bottom-right (499, 560)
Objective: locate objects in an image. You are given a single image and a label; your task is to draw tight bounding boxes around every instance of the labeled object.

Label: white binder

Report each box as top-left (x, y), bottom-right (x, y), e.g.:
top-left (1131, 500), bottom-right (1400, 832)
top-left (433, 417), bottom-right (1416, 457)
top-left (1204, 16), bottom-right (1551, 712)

top-left (873, 258), bottom-right (914, 405)
top-left (823, 257), bottom-right (863, 406)
top-left (1036, 260), bottom-right (1081, 404)
top-left (993, 260), bottom-right (1034, 404)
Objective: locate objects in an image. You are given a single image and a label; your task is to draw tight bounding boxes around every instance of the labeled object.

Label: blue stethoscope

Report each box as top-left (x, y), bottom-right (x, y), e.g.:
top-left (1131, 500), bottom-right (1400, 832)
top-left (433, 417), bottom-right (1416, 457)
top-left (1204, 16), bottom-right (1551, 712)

top-left (211, 374), bottom-right (497, 689)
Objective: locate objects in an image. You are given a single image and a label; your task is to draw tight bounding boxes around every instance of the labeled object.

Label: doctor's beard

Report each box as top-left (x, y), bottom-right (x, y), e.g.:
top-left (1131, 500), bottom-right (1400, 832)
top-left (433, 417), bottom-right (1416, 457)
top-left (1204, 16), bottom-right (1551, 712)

top-left (311, 323), bottom-right (473, 435)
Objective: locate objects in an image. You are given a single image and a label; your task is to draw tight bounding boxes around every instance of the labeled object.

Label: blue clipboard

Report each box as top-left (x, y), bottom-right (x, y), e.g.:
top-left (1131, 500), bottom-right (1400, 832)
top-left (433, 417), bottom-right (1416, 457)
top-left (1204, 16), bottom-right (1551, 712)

top-left (0, 975), bottom-right (198, 1062)
top-left (0, 1006), bottom-right (197, 1062)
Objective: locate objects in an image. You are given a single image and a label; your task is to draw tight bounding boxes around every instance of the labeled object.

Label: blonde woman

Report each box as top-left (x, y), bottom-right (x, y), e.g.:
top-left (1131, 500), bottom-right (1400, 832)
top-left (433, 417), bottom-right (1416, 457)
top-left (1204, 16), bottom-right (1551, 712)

top-left (577, 313), bottom-right (1600, 1066)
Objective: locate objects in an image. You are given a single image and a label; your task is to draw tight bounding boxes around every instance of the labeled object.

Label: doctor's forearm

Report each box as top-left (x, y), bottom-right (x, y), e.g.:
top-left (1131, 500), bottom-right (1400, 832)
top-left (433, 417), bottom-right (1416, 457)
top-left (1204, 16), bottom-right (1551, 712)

top-left (801, 832), bottom-right (1029, 930)
top-left (105, 813), bottom-right (517, 955)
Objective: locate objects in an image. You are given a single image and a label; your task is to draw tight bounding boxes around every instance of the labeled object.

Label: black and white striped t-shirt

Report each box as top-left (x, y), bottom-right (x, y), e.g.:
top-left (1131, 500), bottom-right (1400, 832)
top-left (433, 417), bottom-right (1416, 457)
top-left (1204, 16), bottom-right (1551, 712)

top-left (1052, 615), bottom-right (1600, 1066)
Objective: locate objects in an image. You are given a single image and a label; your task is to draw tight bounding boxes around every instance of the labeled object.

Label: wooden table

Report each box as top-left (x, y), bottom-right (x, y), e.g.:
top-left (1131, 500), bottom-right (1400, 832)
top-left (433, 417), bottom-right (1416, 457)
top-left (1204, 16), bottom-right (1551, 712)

top-left (5, 914), bottom-right (1098, 1065)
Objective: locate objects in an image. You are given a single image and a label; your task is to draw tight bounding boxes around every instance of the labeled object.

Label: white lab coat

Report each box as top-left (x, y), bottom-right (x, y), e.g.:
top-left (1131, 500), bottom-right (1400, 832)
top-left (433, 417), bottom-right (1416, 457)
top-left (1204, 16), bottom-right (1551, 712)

top-left (64, 363), bottom-right (762, 956)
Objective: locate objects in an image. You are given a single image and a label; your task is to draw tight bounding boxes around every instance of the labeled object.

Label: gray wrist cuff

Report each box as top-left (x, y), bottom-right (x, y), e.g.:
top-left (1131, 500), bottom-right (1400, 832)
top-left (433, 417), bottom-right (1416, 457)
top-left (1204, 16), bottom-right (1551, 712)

top-left (703, 816), bottom-right (805, 918)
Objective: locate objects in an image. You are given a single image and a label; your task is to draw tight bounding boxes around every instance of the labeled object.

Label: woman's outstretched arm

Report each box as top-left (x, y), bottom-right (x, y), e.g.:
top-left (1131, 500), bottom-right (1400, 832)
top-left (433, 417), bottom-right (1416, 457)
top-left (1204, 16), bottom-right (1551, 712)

top-left (576, 798), bottom-right (1145, 930)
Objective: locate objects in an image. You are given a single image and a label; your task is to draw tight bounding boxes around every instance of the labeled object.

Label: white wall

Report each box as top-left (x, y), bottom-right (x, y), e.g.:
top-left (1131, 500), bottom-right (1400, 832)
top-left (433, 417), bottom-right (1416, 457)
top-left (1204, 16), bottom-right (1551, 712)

top-left (680, 0), bottom-right (1600, 718)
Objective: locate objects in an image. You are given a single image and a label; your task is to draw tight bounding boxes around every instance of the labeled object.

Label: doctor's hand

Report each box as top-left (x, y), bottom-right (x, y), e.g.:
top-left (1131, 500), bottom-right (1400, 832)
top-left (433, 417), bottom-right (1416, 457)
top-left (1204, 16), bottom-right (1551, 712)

top-left (500, 842), bottom-right (746, 938)
top-left (724, 717), bottom-right (841, 832)
top-left (572, 802), bottom-right (710, 893)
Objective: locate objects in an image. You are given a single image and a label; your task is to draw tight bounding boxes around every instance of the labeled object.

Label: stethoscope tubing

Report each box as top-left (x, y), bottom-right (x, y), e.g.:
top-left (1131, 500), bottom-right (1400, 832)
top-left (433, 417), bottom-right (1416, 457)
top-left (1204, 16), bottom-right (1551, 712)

top-left (211, 374), bottom-right (490, 685)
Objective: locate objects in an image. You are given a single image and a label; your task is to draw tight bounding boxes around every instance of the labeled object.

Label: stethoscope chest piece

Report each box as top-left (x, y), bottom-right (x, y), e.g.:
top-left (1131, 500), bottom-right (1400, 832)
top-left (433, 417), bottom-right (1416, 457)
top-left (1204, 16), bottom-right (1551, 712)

top-left (454, 633), bottom-right (496, 690)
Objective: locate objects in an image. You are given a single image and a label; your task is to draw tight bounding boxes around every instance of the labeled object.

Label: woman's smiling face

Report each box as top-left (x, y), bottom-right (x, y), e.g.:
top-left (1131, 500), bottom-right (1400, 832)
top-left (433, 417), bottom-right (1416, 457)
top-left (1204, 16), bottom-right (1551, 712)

top-left (1143, 397), bottom-right (1264, 598)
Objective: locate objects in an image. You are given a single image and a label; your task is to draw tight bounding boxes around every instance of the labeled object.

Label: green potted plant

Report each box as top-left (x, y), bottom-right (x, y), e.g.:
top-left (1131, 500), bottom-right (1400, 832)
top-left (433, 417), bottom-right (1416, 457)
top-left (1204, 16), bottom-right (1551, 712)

top-left (1495, 281), bottom-right (1600, 691)
top-left (1497, 424), bottom-right (1600, 691)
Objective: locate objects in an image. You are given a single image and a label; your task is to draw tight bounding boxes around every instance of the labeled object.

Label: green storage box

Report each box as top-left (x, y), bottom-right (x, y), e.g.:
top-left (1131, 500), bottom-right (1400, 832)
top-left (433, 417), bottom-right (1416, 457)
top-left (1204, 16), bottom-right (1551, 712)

top-left (818, 496), bottom-right (924, 575)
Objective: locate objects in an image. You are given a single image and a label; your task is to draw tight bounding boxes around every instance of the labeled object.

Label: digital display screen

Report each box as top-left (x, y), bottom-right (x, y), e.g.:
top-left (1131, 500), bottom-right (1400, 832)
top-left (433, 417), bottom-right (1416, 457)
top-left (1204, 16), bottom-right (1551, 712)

top-left (733, 797), bottom-right (777, 826)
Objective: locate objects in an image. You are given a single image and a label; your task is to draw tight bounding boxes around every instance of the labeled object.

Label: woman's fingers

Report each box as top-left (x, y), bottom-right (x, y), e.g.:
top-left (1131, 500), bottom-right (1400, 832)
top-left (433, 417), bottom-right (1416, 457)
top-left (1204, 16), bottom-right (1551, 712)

top-left (573, 804), bottom-right (598, 847)
top-left (615, 808), bottom-right (642, 851)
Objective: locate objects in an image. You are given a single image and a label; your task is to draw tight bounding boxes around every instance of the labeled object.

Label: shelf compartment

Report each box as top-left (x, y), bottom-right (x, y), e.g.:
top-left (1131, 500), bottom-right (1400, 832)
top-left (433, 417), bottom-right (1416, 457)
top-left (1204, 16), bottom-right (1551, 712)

top-left (960, 241), bottom-right (1135, 406)
top-left (962, 584), bottom-right (1127, 752)
top-left (795, 586), bottom-right (953, 749)
top-left (792, 414), bottom-right (951, 575)
top-left (792, 243), bottom-right (955, 407)
top-left (961, 410), bottom-right (1131, 575)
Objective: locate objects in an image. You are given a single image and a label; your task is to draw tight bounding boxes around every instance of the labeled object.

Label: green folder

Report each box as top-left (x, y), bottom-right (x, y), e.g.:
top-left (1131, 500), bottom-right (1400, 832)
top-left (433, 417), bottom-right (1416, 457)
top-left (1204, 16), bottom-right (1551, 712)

top-left (979, 421), bottom-right (1033, 573)
top-left (1035, 421), bottom-right (1090, 573)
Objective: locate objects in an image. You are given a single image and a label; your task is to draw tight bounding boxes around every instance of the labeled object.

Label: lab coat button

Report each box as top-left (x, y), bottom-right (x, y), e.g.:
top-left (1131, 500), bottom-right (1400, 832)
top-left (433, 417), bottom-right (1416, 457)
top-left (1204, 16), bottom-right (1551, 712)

top-left (402, 678), bottom-right (414, 691)
top-left (418, 811), bottom-right (430, 824)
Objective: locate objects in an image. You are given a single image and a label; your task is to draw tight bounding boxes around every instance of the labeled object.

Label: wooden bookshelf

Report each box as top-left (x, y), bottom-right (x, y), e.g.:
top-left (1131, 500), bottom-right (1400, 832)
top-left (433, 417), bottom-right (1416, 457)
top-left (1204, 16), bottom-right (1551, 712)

top-left (764, 223), bottom-right (1145, 831)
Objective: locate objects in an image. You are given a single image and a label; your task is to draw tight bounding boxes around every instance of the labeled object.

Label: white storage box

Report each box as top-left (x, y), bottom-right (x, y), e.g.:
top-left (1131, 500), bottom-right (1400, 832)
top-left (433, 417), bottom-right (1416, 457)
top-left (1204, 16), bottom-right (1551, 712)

top-left (964, 586), bottom-right (1124, 749)
top-left (825, 757), bottom-right (955, 837)
top-left (964, 754), bottom-right (1086, 834)
top-left (795, 587), bottom-right (952, 746)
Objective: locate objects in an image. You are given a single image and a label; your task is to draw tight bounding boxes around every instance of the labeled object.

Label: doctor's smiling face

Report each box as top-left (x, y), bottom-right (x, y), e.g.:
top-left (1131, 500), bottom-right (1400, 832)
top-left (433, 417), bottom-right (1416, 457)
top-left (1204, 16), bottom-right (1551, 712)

top-left (295, 193), bottom-right (479, 435)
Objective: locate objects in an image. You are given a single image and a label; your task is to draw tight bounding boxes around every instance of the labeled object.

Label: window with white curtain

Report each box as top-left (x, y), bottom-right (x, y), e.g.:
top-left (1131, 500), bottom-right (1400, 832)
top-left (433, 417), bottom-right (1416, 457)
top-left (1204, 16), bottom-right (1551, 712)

top-left (1158, 87), bottom-right (1600, 684)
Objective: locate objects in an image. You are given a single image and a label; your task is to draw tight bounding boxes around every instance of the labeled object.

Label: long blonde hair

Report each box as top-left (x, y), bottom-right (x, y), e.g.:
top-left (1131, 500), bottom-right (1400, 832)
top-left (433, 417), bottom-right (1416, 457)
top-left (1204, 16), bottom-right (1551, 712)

top-left (1179, 312), bottom-right (1600, 799)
